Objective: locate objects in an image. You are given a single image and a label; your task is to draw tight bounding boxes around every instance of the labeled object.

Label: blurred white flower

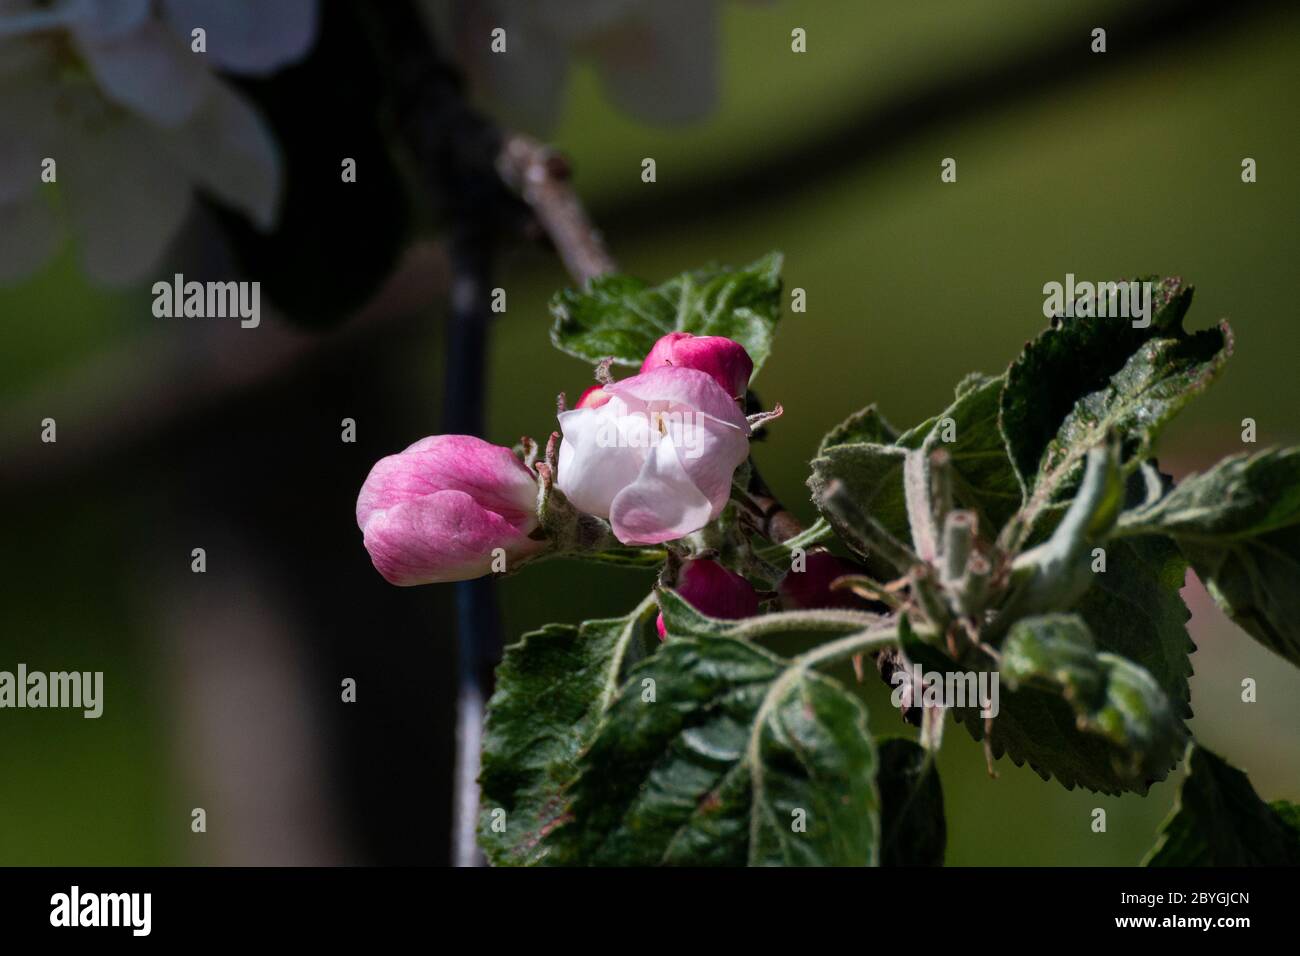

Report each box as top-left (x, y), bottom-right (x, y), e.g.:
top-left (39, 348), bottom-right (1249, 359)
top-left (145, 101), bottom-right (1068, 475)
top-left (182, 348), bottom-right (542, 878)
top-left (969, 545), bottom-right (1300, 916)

top-left (424, 0), bottom-right (732, 133)
top-left (0, 0), bottom-right (317, 284)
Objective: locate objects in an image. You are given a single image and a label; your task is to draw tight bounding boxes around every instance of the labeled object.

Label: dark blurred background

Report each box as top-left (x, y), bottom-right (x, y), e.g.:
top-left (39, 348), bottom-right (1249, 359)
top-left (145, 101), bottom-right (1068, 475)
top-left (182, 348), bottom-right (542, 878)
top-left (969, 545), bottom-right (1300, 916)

top-left (1, 0), bottom-right (1297, 866)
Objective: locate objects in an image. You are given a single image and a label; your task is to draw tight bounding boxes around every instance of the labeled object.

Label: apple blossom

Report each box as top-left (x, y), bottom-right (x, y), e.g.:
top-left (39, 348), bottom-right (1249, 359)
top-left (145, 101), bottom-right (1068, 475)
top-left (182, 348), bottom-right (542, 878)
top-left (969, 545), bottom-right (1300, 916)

top-left (639, 331), bottom-right (753, 398)
top-left (423, 0), bottom-right (730, 133)
top-left (556, 364), bottom-right (751, 545)
top-left (656, 558), bottom-right (760, 639)
top-left (357, 435), bottom-right (546, 586)
top-left (0, 0), bottom-right (317, 284)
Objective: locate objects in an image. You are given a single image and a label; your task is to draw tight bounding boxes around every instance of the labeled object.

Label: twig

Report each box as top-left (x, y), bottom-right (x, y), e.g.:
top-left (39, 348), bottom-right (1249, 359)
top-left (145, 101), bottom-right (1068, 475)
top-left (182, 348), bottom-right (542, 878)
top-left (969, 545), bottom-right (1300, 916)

top-left (496, 134), bottom-right (617, 285)
top-left (744, 462), bottom-right (805, 544)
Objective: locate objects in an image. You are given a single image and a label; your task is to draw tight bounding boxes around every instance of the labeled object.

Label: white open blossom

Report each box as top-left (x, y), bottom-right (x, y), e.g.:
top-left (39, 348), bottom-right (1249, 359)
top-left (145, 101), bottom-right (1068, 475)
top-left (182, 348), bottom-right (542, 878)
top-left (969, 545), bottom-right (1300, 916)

top-left (0, 0), bottom-right (317, 284)
top-left (424, 0), bottom-right (732, 133)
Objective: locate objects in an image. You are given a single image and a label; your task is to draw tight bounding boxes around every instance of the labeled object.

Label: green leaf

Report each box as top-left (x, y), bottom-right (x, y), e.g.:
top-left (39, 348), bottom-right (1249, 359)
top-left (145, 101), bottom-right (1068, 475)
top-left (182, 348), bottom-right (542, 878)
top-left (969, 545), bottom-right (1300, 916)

top-left (1145, 745), bottom-right (1300, 866)
top-left (546, 592), bottom-right (879, 865)
top-left (877, 738), bottom-right (946, 866)
top-left (1075, 536), bottom-right (1195, 718)
top-left (477, 595), bottom-right (658, 865)
top-left (1000, 277), bottom-right (1231, 510)
top-left (1118, 447), bottom-right (1300, 668)
top-left (899, 373), bottom-right (1022, 533)
top-left (809, 375), bottom-right (1022, 577)
top-left (549, 252), bottom-right (783, 376)
top-left (808, 442), bottom-right (913, 575)
top-left (753, 516), bottom-right (833, 564)
top-left (817, 404), bottom-right (899, 455)
top-left (958, 613), bottom-right (1187, 794)
top-left (1273, 800), bottom-right (1300, 832)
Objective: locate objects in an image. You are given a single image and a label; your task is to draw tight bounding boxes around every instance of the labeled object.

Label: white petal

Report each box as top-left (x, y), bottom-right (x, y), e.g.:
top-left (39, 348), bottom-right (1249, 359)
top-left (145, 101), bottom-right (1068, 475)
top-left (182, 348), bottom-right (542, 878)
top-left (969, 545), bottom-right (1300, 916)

top-left (556, 405), bottom-right (646, 518)
top-left (669, 412), bottom-right (750, 515)
top-left (0, 197), bottom-right (60, 282)
top-left (63, 0), bottom-right (151, 42)
top-left (75, 16), bottom-right (209, 126)
top-left (0, 0), bottom-right (132, 40)
top-left (162, 0), bottom-right (318, 75)
top-left (157, 79), bottom-right (280, 230)
top-left (473, 17), bottom-right (571, 133)
top-left (609, 434), bottom-right (714, 545)
top-left (0, 9), bottom-right (70, 40)
top-left (591, 0), bottom-right (719, 125)
top-left (60, 119), bottom-right (193, 284)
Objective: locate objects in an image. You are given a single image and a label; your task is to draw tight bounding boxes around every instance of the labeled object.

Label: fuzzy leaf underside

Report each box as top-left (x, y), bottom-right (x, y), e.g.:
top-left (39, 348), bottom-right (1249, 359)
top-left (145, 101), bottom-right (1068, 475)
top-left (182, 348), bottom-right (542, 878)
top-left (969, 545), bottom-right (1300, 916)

top-left (549, 252), bottom-right (783, 376)
top-left (1001, 277), bottom-right (1231, 507)
top-left (808, 442), bottom-right (911, 566)
top-left (1119, 447), bottom-right (1300, 668)
top-left (816, 404), bottom-right (899, 455)
top-left (1145, 745), bottom-right (1300, 866)
top-left (544, 591), bottom-right (879, 866)
top-left (477, 599), bottom-right (656, 865)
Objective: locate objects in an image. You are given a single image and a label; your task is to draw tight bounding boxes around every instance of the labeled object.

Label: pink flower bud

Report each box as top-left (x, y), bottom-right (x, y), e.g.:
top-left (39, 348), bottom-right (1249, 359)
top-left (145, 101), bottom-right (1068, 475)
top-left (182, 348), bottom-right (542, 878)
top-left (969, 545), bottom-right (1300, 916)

top-left (656, 558), bottom-right (761, 639)
top-left (356, 435), bottom-right (545, 585)
top-left (556, 365), bottom-right (751, 545)
top-left (574, 384), bottom-right (611, 409)
top-left (779, 552), bottom-right (875, 610)
top-left (639, 332), bottom-right (754, 399)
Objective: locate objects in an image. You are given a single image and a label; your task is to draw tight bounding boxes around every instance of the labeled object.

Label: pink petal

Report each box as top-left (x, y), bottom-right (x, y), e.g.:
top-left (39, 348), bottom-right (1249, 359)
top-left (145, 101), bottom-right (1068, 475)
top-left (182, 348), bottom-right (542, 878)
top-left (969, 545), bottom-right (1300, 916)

top-left (574, 384), bottom-right (611, 409)
top-left (604, 365), bottom-right (748, 430)
top-left (361, 489), bottom-right (542, 586)
top-left (639, 331), bottom-right (753, 398)
top-left (356, 435), bottom-right (538, 531)
top-left (676, 559), bottom-right (760, 619)
top-left (780, 553), bottom-right (875, 610)
top-left (668, 412), bottom-right (751, 517)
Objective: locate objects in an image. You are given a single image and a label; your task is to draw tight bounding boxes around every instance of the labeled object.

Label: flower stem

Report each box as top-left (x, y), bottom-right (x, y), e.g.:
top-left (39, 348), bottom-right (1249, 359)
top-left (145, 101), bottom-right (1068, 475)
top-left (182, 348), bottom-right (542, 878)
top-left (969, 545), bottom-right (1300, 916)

top-left (796, 626), bottom-right (900, 671)
top-left (724, 608), bottom-right (887, 640)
